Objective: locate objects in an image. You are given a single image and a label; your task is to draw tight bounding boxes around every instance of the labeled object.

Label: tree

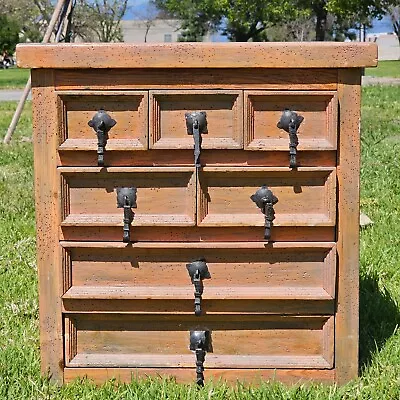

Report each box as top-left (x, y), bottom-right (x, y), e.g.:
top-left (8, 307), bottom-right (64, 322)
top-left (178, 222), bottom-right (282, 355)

top-left (0, 14), bottom-right (20, 53)
top-left (389, 6), bottom-right (400, 46)
top-left (153, 0), bottom-right (305, 42)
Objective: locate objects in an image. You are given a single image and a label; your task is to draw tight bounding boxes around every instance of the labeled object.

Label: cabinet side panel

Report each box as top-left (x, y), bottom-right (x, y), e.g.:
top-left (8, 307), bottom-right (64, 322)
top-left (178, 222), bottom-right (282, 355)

top-left (31, 69), bottom-right (64, 382)
top-left (336, 69), bottom-right (361, 384)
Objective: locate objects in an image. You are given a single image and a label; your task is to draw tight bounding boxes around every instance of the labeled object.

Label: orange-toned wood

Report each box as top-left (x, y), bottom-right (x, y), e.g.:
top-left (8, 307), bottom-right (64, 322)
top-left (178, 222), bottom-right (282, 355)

top-left (150, 90), bottom-right (243, 149)
top-left (64, 367), bottom-right (335, 384)
top-left (335, 69), bottom-right (361, 384)
top-left (244, 91), bottom-right (337, 151)
top-left (64, 314), bottom-right (334, 369)
top-left (16, 42), bottom-right (377, 69)
top-left (58, 91), bottom-right (148, 151)
top-left (31, 69), bottom-right (64, 382)
top-left (59, 167), bottom-right (196, 227)
top-left (57, 149), bottom-right (337, 168)
top-left (198, 167), bottom-right (336, 227)
top-left (54, 68), bottom-right (338, 91)
top-left (60, 242), bottom-right (336, 299)
top-left (59, 226), bottom-right (336, 242)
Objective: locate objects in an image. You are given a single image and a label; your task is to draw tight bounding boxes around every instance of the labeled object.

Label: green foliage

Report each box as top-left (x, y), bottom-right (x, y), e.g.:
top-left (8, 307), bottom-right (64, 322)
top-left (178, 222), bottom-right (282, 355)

top-left (0, 15), bottom-right (20, 53)
top-left (154, 0), bottom-right (307, 42)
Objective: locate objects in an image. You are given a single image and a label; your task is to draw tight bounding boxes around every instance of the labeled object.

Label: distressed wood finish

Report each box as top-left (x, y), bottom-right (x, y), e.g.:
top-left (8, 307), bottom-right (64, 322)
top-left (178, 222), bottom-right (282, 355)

top-left (21, 43), bottom-right (373, 385)
top-left (16, 42), bottom-right (377, 69)
top-left (335, 69), bottom-right (361, 384)
top-left (64, 314), bottom-right (334, 369)
top-left (31, 69), bottom-right (64, 382)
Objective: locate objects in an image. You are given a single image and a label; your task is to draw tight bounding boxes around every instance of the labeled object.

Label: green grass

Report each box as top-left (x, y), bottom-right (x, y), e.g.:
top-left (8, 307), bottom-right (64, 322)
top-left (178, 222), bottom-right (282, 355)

top-left (0, 68), bottom-right (30, 89)
top-left (365, 60), bottom-right (400, 78)
top-left (1, 87), bottom-right (400, 399)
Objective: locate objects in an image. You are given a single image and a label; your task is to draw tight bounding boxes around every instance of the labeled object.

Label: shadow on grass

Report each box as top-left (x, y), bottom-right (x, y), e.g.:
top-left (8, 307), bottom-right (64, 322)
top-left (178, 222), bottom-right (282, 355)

top-left (359, 271), bottom-right (400, 370)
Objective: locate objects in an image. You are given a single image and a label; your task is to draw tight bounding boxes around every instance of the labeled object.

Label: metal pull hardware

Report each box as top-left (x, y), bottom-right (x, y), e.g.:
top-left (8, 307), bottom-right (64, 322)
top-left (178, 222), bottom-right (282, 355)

top-left (251, 186), bottom-right (278, 240)
top-left (189, 330), bottom-right (211, 386)
top-left (116, 187), bottom-right (137, 243)
top-left (186, 260), bottom-right (211, 316)
top-left (277, 109), bottom-right (304, 168)
top-left (88, 109), bottom-right (116, 167)
top-left (185, 111), bottom-right (208, 168)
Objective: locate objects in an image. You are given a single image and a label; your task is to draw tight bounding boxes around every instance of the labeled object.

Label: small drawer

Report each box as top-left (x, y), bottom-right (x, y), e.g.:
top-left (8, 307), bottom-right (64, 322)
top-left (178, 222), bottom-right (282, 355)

top-left (244, 91), bottom-right (337, 151)
top-left (149, 90), bottom-right (243, 149)
top-left (59, 167), bottom-right (196, 227)
top-left (58, 91), bottom-right (148, 151)
top-left (64, 314), bottom-right (334, 369)
top-left (198, 167), bottom-right (336, 227)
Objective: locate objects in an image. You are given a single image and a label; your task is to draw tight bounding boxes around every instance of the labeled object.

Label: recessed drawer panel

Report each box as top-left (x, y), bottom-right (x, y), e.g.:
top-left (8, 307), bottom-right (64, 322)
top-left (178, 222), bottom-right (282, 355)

top-left (244, 91), bottom-right (337, 151)
top-left (150, 90), bottom-right (243, 149)
top-left (58, 91), bottom-right (148, 150)
top-left (60, 167), bottom-right (196, 227)
top-left (198, 167), bottom-right (336, 227)
top-left (64, 314), bottom-right (334, 369)
top-left (61, 242), bottom-right (336, 301)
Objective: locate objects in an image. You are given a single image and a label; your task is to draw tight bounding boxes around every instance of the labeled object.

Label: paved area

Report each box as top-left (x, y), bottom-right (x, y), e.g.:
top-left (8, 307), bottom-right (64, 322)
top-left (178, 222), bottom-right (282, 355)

top-left (0, 89), bottom-right (31, 101)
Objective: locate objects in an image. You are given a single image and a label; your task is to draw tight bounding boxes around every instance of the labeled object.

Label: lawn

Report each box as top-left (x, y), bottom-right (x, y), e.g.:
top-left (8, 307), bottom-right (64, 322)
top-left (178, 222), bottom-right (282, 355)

top-left (0, 68), bottom-right (30, 89)
top-left (365, 60), bottom-right (400, 78)
top-left (0, 86), bottom-right (400, 399)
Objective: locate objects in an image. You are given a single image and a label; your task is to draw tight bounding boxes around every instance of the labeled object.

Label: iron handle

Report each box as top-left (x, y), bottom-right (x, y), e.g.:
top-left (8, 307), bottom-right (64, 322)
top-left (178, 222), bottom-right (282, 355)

top-left (88, 109), bottom-right (116, 167)
top-left (250, 186), bottom-right (278, 240)
top-left (189, 330), bottom-right (211, 386)
top-left (186, 260), bottom-right (211, 316)
top-left (116, 187), bottom-right (137, 243)
top-left (185, 111), bottom-right (208, 168)
top-left (277, 109), bottom-right (304, 169)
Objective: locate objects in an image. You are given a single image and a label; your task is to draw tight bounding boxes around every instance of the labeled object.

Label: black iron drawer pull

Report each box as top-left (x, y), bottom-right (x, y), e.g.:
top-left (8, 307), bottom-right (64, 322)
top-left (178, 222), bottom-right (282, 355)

top-left (88, 109), bottom-right (116, 167)
top-left (116, 187), bottom-right (137, 243)
top-left (251, 186), bottom-right (278, 240)
top-left (186, 260), bottom-right (211, 316)
top-left (185, 111), bottom-right (208, 168)
top-left (189, 330), bottom-right (211, 386)
top-left (277, 109), bottom-right (304, 169)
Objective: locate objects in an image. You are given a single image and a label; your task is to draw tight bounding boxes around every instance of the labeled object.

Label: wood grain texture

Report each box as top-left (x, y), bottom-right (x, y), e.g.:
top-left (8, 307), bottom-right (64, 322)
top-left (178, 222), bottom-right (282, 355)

top-left (64, 314), bottom-right (334, 369)
top-left (58, 91), bottom-right (148, 151)
top-left (54, 69), bottom-right (338, 91)
top-left (63, 367), bottom-right (335, 384)
top-left (58, 149), bottom-right (337, 168)
top-left (335, 69), bottom-right (361, 384)
top-left (16, 42), bottom-right (377, 69)
top-left (31, 69), bottom-right (64, 382)
top-left (150, 90), bottom-right (243, 149)
top-left (244, 91), bottom-right (337, 151)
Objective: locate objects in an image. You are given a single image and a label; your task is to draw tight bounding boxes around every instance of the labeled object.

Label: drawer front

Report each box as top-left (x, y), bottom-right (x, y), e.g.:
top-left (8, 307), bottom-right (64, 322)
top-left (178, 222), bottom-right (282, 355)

top-left (65, 314), bottom-right (334, 369)
top-left (58, 92), bottom-right (148, 151)
top-left (198, 167), bottom-right (336, 227)
top-left (150, 90), bottom-right (243, 149)
top-left (62, 242), bottom-right (336, 301)
top-left (60, 167), bottom-right (196, 227)
top-left (244, 91), bottom-right (337, 151)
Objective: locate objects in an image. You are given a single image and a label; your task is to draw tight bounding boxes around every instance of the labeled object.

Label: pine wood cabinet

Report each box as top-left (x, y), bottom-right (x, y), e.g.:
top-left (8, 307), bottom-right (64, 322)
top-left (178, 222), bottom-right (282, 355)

top-left (17, 42), bottom-right (377, 385)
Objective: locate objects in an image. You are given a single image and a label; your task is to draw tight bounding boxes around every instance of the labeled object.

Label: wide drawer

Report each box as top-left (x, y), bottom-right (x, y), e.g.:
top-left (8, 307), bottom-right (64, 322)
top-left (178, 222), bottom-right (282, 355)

top-left (59, 167), bottom-right (196, 226)
top-left (64, 314), bottom-right (334, 369)
top-left (58, 91), bottom-right (148, 151)
top-left (61, 242), bottom-right (336, 302)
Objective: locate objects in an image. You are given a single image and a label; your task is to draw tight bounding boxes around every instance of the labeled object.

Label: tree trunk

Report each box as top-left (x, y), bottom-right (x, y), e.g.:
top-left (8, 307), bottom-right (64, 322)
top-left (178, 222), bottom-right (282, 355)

top-left (314, 1), bottom-right (327, 41)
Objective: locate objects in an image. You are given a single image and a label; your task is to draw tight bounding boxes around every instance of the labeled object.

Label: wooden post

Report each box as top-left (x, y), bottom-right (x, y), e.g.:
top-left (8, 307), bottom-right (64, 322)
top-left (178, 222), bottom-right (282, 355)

top-left (3, 0), bottom-right (68, 145)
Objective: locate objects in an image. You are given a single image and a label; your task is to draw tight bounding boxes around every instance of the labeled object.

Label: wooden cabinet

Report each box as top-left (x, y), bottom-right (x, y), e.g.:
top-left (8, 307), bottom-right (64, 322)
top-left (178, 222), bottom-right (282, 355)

top-left (17, 42), bottom-right (377, 385)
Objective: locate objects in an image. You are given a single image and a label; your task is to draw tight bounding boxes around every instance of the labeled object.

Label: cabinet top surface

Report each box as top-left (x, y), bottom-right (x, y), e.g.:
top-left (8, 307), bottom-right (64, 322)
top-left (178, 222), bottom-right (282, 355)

top-left (17, 42), bottom-right (377, 69)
